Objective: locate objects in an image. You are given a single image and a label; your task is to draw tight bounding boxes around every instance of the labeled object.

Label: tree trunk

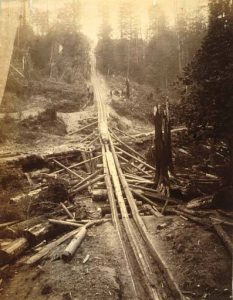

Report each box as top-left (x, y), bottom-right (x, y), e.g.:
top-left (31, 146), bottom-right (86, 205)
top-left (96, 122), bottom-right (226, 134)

top-left (154, 106), bottom-right (169, 191)
top-left (154, 107), bottom-right (163, 187)
top-left (227, 136), bottom-right (233, 187)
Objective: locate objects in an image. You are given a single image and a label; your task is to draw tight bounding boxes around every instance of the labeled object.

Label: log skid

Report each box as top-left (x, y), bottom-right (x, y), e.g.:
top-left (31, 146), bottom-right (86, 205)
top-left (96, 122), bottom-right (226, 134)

top-left (0, 38), bottom-right (231, 300)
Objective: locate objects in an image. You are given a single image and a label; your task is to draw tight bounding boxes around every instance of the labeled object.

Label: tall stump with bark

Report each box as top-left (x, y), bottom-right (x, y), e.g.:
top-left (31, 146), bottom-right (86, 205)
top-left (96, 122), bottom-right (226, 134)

top-left (153, 104), bottom-right (173, 195)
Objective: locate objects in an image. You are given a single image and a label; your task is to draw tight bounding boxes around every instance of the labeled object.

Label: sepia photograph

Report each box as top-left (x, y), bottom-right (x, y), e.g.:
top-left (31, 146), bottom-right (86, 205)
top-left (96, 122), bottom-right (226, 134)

top-left (0, 0), bottom-right (232, 299)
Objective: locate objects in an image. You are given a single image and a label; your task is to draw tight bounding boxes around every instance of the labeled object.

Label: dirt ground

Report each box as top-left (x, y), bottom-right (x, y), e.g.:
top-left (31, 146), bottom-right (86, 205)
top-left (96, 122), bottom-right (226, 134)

top-left (144, 216), bottom-right (232, 300)
top-left (0, 221), bottom-right (135, 300)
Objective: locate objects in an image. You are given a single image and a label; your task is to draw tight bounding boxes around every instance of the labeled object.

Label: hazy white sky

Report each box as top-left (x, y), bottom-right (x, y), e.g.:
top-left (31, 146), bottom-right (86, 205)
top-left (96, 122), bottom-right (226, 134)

top-left (21, 0), bottom-right (208, 39)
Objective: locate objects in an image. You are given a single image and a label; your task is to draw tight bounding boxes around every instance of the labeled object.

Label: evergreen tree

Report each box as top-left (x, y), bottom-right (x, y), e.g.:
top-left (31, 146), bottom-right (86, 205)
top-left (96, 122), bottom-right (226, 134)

top-left (96, 1), bottom-right (114, 75)
top-left (181, 0), bottom-right (233, 184)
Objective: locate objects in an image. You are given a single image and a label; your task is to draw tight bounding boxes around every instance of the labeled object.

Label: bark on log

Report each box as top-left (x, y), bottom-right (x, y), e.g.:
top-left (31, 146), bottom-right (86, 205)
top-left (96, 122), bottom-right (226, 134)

top-left (69, 121), bottom-right (98, 136)
top-left (148, 206), bottom-right (163, 217)
top-left (60, 203), bottom-right (75, 220)
top-left (62, 227), bottom-right (87, 262)
top-left (110, 131), bottom-right (146, 161)
top-left (52, 159), bottom-right (84, 180)
top-left (0, 220), bottom-right (20, 230)
top-left (72, 170), bottom-right (102, 190)
top-left (71, 174), bottom-right (105, 195)
top-left (212, 223), bottom-right (233, 255)
top-left (111, 127), bottom-right (135, 141)
top-left (61, 219), bottom-right (108, 262)
top-left (115, 146), bottom-right (155, 171)
top-left (92, 189), bottom-right (108, 202)
top-left (79, 131), bottom-right (96, 144)
top-left (23, 223), bottom-right (55, 245)
top-left (118, 154), bottom-right (151, 176)
top-left (186, 195), bottom-right (213, 209)
top-left (131, 189), bottom-right (159, 209)
top-left (0, 217), bottom-right (45, 239)
top-left (25, 228), bottom-right (80, 265)
top-left (48, 219), bottom-right (83, 228)
top-left (129, 185), bottom-right (178, 204)
top-left (167, 208), bottom-right (212, 228)
top-left (81, 152), bottom-right (91, 173)
top-left (0, 238), bottom-right (29, 266)
top-left (52, 155), bottom-right (102, 175)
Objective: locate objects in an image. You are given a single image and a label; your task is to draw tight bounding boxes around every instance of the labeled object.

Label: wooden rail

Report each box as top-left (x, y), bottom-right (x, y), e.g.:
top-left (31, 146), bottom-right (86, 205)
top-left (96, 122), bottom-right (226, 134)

top-left (92, 63), bottom-right (185, 299)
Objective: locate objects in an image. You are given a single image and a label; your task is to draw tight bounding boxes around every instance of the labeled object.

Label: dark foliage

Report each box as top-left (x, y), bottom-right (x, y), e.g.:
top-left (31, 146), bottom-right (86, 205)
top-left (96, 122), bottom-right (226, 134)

top-left (180, 0), bottom-right (233, 184)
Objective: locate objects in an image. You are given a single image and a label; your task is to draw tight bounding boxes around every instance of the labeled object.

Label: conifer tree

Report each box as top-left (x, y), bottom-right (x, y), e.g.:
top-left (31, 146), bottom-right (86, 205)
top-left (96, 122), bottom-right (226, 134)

top-left (181, 0), bottom-right (233, 185)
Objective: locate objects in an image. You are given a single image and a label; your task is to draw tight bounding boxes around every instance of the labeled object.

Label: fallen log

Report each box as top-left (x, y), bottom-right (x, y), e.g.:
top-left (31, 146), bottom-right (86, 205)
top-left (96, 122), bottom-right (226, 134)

top-left (86, 136), bottom-right (100, 147)
top-left (115, 145), bottom-right (155, 171)
top-left (0, 220), bottom-right (20, 230)
top-left (62, 219), bottom-right (109, 261)
top-left (131, 189), bottom-right (159, 209)
top-left (186, 195), bottom-right (213, 210)
top-left (0, 237), bottom-right (29, 266)
top-left (210, 217), bottom-right (233, 227)
top-left (167, 208), bottom-right (212, 228)
top-left (62, 227), bottom-right (87, 262)
top-left (25, 228), bottom-right (80, 265)
top-left (52, 159), bottom-right (84, 180)
top-left (118, 154), bottom-right (151, 176)
top-left (81, 151), bottom-right (91, 173)
top-left (0, 217), bottom-right (45, 239)
top-left (212, 223), bottom-right (233, 255)
top-left (92, 189), bottom-right (108, 202)
top-left (71, 174), bottom-right (105, 195)
top-left (111, 127), bottom-right (135, 140)
top-left (125, 173), bottom-right (151, 182)
top-left (60, 203), bottom-right (75, 220)
top-left (69, 121), bottom-right (98, 136)
top-left (48, 219), bottom-right (83, 228)
top-left (45, 149), bottom-right (81, 161)
top-left (147, 205), bottom-right (163, 217)
top-left (72, 169), bottom-right (102, 190)
top-left (129, 185), bottom-right (178, 205)
top-left (177, 207), bottom-right (211, 218)
top-left (10, 187), bottom-right (45, 204)
top-left (79, 131), bottom-right (96, 144)
top-left (126, 179), bottom-right (154, 185)
top-left (23, 223), bottom-right (55, 245)
top-left (52, 155), bottom-right (102, 175)
top-left (110, 131), bottom-right (146, 161)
